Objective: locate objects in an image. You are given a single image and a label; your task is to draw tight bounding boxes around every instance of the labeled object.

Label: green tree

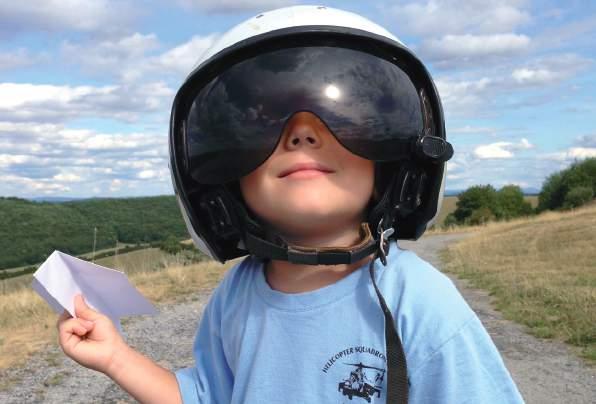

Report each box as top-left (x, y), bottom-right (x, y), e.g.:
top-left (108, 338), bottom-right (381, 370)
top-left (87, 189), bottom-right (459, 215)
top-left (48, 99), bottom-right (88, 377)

top-left (496, 185), bottom-right (533, 219)
top-left (563, 186), bottom-right (594, 209)
top-left (0, 196), bottom-right (189, 270)
top-left (468, 206), bottom-right (496, 225)
top-left (538, 158), bottom-right (596, 211)
top-left (442, 213), bottom-right (458, 228)
top-left (538, 172), bottom-right (564, 211)
top-left (453, 185), bottom-right (498, 223)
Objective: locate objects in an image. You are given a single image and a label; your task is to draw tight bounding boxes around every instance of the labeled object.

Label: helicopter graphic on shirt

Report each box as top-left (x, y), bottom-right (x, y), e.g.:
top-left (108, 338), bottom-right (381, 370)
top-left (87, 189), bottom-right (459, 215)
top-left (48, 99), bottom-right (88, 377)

top-left (337, 362), bottom-right (385, 402)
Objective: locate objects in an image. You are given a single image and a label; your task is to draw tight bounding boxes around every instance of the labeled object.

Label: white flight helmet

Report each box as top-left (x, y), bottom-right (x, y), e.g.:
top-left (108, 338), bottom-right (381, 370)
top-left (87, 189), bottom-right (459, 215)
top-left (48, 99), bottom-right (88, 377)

top-left (169, 5), bottom-right (452, 264)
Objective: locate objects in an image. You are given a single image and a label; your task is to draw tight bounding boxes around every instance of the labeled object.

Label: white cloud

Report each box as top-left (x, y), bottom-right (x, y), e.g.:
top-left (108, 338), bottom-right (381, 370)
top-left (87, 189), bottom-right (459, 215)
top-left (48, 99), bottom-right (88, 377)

top-left (511, 54), bottom-right (593, 87)
top-left (420, 33), bottom-right (530, 66)
top-left (0, 82), bottom-right (173, 123)
top-left (138, 170), bottom-right (157, 179)
top-left (576, 134), bottom-right (596, 148)
top-left (109, 179), bottom-right (122, 192)
top-left (544, 147), bottom-right (596, 162)
top-left (433, 50), bottom-right (592, 118)
top-left (0, 122), bottom-right (168, 194)
top-left (0, 154), bottom-right (30, 167)
top-left (512, 67), bottom-right (557, 84)
top-left (435, 77), bottom-right (494, 117)
top-left (2, 174), bottom-right (71, 194)
top-left (446, 161), bottom-right (459, 172)
top-left (450, 126), bottom-right (497, 135)
top-left (445, 150), bottom-right (553, 191)
top-left (53, 173), bottom-right (82, 182)
top-left (474, 142), bottom-right (514, 158)
top-left (155, 34), bottom-right (219, 77)
top-left (179, 0), bottom-right (296, 13)
top-left (0, 48), bottom-right (45, 71)
top-left (567, 148), bottom-right (596, 159)
top-left (62, 33), bottom-right (160, 71)
top-left (61, 33), bottom-right (217, 83)
top-left (390, 0), bottom-right (530, 37)
top-left (533, 14), bottom-right (596, 52)
top-left (0, 1), bottom-right (137, 37)
top-left (474, 138), bottom-right (533, 159)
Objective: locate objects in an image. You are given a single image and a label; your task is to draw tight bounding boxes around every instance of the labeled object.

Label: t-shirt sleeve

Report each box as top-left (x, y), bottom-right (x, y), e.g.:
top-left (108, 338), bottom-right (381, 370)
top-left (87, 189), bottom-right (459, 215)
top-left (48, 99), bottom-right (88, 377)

top-left (409, 314), bottom-right (525, 404)
top-left (174, 281), bottom-right (234, 403)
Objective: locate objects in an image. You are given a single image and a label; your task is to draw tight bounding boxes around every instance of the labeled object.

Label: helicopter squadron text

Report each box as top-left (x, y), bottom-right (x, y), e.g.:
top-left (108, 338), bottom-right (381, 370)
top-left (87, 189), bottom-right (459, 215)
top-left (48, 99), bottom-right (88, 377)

top-left (321, 346), bottom-right (387, 373)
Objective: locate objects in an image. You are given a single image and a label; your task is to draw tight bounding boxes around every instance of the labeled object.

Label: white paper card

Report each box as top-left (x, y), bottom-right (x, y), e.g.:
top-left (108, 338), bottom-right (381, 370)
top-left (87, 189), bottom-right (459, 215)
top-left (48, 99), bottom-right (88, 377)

top-left (31, 250), bottom-right (158, 332)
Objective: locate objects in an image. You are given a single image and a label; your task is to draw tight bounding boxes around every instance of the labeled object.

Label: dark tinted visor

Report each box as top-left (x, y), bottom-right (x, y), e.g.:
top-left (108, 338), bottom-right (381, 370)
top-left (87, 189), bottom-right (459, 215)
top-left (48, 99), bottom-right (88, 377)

top-left (184, 46), bottom-right (424, 184)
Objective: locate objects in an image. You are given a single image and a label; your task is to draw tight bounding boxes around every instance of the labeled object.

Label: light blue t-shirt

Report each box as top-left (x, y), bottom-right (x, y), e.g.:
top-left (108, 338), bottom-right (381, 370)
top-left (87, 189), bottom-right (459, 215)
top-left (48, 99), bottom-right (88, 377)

top-left (176, 242), bottom-right (524, 403)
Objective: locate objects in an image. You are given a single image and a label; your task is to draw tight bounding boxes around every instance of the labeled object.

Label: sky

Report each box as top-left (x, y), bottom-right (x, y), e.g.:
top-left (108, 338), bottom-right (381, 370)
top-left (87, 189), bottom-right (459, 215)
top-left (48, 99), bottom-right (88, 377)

top-left (1, 0), bottom-right (595, 198)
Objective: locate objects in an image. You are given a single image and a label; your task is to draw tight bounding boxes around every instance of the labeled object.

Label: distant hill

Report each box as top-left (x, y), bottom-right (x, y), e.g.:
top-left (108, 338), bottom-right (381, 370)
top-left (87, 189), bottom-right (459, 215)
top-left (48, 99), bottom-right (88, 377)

top-left (0, 196), bottom-right (188, 270)
top-left (28, 196), bottom-right (87, 203)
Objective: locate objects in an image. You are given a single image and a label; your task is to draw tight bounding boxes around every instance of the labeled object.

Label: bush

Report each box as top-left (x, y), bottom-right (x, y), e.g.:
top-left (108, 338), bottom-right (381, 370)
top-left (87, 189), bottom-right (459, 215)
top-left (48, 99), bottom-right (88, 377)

top-left (468, 206), bottom-right (496, 225)
top-left (538, 158), bottom-right (596, 211)
top-left (159, 236), bottom-right (184, 255)
top-left (442, 213), bottom-right (458, 228)
top-left (563, 186), bottom-right (594, 209)
top-left (451, 184), bottom-right (532, 225)
top-left (454, 185), bottom-right (498, 223)
top-left (496, 185), bottom-right (533, 219)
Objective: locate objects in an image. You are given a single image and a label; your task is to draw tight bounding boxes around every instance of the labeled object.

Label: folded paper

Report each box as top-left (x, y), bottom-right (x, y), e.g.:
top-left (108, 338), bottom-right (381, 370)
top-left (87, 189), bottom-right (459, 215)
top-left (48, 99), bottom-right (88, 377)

top-left (32, 250), bottom-right (158, 332)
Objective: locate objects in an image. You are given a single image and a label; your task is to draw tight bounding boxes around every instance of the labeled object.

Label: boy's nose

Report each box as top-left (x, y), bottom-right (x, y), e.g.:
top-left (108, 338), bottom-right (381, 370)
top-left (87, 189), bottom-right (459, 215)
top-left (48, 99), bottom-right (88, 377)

top-left (282, 113), bottom-right (323, 150)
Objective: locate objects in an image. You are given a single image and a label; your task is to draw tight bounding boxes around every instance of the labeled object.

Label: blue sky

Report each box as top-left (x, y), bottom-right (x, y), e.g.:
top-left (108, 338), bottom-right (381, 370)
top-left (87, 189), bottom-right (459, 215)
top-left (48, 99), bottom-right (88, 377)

top-left (1, 0), bottom-right (595, 198)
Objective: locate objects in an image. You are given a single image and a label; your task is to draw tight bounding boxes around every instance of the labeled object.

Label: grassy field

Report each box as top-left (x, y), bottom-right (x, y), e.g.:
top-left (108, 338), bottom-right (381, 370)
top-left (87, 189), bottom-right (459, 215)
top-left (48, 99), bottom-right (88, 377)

top-left (0, 249), bottom-right (235, 371)
top-left (441, 202), bottom-right (596, 362)
top-left (0, 248), bottom-right (197, 295)
top-left (2, 194), bottom-right (587, 372)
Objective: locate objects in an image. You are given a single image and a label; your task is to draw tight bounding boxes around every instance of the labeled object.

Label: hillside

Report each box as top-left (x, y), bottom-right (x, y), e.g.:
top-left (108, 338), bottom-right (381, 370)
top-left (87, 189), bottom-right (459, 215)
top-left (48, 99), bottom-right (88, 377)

top-left (0, 196), bottom-right (188, 270)
top-left (442, 202), bottom-right (596, 361)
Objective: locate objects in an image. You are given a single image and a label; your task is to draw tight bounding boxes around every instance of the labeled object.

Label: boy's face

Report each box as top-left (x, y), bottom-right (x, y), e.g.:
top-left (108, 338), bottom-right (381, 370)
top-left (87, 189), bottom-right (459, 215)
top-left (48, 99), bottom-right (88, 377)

top-left (239, 112), bottom-right (374, 243)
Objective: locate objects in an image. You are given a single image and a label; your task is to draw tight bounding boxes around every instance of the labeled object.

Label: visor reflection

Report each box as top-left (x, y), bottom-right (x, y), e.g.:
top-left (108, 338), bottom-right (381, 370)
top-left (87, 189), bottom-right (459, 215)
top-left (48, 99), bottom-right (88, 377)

top-left (185, 46), bottom-right (424, 184)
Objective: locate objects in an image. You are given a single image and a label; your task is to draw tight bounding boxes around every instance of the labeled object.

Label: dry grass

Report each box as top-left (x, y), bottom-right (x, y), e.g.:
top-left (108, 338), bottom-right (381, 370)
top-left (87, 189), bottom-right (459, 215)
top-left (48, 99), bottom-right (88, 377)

top-left (441, 203), bottom-right (596, 363)
top-left (0, 256), bottom-right (236, 370)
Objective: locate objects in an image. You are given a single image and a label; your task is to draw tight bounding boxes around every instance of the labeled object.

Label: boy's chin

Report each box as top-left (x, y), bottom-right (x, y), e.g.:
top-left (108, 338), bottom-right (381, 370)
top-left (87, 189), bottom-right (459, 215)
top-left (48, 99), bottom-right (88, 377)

top-left (270, 212), bottom-right (362, 241)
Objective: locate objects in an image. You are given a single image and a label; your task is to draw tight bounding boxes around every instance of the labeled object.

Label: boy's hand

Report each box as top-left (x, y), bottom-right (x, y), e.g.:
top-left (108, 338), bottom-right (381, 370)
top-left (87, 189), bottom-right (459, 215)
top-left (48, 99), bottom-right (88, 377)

top-left (57, 294), bottom-right (126, 374)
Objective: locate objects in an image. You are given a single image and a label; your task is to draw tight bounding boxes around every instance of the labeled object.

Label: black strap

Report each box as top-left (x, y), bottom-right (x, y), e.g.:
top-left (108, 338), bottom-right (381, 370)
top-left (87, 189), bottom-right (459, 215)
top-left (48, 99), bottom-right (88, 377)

top-left (244, 230), bottom-right (378, 265)
top-left (369, 252), bottom-right (409, 403)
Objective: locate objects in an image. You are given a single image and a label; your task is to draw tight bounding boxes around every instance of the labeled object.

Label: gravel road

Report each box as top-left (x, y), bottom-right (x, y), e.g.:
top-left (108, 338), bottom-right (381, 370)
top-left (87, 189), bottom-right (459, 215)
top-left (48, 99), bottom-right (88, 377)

top-left (0, 233), bottom-right (594, 403)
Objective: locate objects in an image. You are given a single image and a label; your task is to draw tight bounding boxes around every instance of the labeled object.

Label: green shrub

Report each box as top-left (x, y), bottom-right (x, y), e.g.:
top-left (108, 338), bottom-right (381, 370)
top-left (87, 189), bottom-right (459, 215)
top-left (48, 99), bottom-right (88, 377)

top-left (563, 186), bottom-right (594, 209)
top-left (538, 158), bottom-right (596, 211)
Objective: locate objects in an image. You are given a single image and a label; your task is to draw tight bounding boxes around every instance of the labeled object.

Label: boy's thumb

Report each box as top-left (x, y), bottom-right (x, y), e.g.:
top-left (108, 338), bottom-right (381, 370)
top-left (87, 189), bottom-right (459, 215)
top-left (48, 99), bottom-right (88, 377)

top-left (74, 294), bottom-right (100, 321)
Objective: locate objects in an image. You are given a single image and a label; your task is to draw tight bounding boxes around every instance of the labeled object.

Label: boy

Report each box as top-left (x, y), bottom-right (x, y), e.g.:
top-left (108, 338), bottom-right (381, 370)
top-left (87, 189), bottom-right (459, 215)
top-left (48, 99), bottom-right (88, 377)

top-left (57, 5), bottom-right (524, 403)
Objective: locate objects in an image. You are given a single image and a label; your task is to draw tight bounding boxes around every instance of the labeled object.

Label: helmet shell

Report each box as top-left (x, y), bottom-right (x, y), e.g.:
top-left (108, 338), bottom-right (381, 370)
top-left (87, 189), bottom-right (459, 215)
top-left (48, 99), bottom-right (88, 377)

top-left (170, 5), bottom-right (448, 261)
top-left (192, 5), bottom-right (404, 74)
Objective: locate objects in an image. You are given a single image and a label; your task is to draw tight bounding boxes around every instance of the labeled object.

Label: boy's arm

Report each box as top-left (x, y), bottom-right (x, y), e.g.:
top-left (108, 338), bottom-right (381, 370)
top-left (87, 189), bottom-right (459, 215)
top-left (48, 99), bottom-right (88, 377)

top-left (57, 295), bottom-right (183, 404)
top-left (107, 342), bottom-right (182, 404)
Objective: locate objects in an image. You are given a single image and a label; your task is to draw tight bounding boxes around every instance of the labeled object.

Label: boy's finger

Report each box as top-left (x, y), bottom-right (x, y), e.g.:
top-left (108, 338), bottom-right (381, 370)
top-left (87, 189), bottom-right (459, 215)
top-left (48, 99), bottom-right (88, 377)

top-left (74, 294), bottom-right (101, 321)
top-left (58, 317), bottom-right (93, 339)
top-left (58, 309), bottom-right (72, 322)
top-left (57, 310), bottom-right (72, 330)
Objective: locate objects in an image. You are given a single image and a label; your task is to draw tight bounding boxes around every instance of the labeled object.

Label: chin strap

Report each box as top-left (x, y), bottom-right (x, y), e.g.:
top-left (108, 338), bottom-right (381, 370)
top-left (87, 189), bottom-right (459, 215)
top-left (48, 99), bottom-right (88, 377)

top-left (244, 222), bottom-right (379, 265)
top-left (370, 226), bottom-right (409, 403)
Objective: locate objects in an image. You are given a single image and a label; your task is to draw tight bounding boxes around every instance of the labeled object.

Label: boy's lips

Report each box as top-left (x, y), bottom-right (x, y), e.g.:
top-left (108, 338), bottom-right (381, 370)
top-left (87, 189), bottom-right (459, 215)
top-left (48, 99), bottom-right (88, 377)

top-left (278, 162), bottom-right (334, 178)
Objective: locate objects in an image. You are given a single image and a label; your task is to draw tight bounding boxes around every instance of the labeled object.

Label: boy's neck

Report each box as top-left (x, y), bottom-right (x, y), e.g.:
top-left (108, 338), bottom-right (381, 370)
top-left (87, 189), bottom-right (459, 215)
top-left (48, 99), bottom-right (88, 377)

top-left (264, 224), bottom-right (374, 293)
top-left (265, 255), bottom-right (374, 293)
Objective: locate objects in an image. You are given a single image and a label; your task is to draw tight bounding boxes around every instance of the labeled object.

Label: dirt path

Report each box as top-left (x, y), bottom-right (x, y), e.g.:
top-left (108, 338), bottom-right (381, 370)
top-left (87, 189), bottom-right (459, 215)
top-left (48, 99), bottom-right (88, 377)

top-left (400, 233), bottom-right (595, 404)
top-left (1, 233), bottom-right (594, 403)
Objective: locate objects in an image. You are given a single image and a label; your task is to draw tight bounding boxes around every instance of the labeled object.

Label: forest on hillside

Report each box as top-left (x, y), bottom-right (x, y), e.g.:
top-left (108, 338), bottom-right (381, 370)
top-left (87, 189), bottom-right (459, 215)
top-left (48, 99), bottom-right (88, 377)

top-left (0, 196), bottom-right (188, 270)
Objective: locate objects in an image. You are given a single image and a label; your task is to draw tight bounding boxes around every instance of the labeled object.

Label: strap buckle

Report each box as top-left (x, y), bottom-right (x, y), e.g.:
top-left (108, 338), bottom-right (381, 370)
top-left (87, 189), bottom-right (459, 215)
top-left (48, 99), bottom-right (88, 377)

top-left (377, 218), bottom-right (395, 266)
